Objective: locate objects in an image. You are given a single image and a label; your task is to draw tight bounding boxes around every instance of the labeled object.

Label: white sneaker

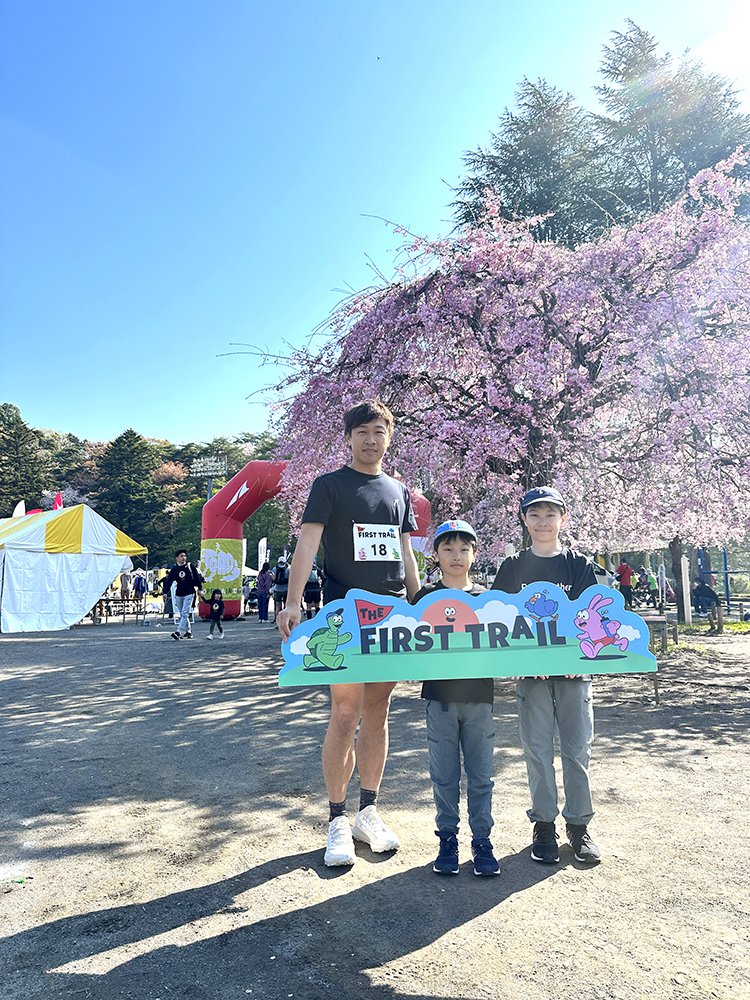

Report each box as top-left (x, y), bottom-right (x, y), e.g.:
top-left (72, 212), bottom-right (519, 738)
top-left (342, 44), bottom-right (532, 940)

top-left (324, 816), bottom-right (356, 866)
top-left (351, 805), bottom-right (400, 853)
top-left (219, 631), bottom-right (225, 638)
top-left (206, 634), bottom-right (213, 640)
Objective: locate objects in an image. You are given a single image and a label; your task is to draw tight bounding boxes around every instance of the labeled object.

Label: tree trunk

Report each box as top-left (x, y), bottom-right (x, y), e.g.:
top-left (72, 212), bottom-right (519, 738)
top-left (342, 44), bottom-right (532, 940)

top-left (669, 535), bottom-right (685, 623)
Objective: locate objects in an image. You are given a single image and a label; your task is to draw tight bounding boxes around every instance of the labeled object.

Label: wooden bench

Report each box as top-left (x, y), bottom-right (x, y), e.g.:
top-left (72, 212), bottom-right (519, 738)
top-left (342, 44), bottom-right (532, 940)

top-left (638, 615), bottom-right (678, 654)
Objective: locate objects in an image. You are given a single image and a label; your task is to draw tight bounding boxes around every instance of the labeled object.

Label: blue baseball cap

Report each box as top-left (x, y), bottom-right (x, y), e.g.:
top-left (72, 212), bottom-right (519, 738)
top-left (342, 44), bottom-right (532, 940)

top-left (433, 519), bottom-right (478, 548)
top-left (520, 487), bottom-right (566, 511)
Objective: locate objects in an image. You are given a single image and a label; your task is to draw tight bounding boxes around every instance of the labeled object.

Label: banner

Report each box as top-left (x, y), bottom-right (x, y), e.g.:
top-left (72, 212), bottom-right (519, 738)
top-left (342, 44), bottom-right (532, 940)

top-left (279, 584), bottom-right (657, 686)
top-left (258, 536), bottom-right (268, 570)
top-left (199, 537), bottom-right (243, 603)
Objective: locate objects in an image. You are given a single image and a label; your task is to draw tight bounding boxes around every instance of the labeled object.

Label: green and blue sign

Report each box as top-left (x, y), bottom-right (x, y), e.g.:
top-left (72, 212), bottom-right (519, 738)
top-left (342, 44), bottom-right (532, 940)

top-left (279, 584), bottom-right (657, 686)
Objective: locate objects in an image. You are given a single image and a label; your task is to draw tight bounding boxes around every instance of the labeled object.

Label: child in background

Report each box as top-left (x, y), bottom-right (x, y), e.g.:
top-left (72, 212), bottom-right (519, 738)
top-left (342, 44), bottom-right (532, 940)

top-left (413, 519), bottom-right (500, 877)
top-left (205, 589), bottom-right (225, 639)
top-left (492, 487), bottom-right (600, 865)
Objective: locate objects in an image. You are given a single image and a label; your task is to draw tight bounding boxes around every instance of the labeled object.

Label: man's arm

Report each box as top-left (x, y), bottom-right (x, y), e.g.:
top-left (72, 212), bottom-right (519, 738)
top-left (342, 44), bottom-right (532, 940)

top-left (276, 522), bottom-right (324, 639)
top-left (401, 533), bottom-right (420, 602)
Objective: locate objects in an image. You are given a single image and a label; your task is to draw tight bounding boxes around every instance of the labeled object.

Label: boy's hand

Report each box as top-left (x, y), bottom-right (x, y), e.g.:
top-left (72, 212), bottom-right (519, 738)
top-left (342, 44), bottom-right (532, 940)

top-left (276, 606), bottom-right (301, 640)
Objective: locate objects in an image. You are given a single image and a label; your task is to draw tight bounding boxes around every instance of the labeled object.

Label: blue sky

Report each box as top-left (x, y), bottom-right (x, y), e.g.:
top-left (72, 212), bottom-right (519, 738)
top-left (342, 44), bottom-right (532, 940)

top-left (1, 0), bottom-right (747, 445)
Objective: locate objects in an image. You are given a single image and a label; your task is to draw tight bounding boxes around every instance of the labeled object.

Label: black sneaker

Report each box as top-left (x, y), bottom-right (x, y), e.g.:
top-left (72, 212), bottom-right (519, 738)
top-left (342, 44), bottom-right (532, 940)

top-left (531, 821), bottom-right (559, 863)
top-left (566, 824), bottom-right (601, 864)
top-left (170, 631), bottom-right (181, 641)
top-left (433, 830), bottom-right (459, 875)
top-left (471, 837), bottom-right (500, 876)
top-left (184, 632), bottom-right (193, 639)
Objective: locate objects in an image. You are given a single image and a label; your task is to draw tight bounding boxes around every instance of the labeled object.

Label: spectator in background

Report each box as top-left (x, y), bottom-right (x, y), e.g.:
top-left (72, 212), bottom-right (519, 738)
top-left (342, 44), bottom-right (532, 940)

top-left (271, 557), bottom-right (289, 623)
top-left (616, 559), bottom-right (635, 610)
top-left (256, 562), bottom-right (273, 623)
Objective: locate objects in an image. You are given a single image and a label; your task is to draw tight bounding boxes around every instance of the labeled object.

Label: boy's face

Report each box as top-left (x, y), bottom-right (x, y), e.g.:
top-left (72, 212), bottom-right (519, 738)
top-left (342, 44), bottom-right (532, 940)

top-left (176, 552), bottom-right (187, 565)
top-left (435, 536), bottom-right (476, 575)
top-left (347, 418), bottom-right (391, 467)
top-left (521, 502), bottom-right (567, 543)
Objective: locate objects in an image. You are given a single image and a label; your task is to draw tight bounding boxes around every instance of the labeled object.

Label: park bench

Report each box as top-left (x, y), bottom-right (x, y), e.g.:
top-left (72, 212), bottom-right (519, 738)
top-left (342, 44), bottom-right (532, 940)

top-left (638, 614), bottom-right (678, 655)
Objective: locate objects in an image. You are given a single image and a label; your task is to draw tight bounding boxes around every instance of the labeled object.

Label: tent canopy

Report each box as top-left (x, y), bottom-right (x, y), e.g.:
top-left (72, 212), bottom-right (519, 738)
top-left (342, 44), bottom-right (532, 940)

top-left (0, 505), bottom-right (147, 633)
top-left (0, 504), bottom-right (147, 556)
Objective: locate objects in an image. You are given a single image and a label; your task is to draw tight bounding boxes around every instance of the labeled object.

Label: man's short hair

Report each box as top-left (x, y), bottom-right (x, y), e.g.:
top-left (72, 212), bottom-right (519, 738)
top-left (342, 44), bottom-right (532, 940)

top-left (344, 399), bottom-right (395, 437)
top-left (175, 548), bottom-right (187, 557)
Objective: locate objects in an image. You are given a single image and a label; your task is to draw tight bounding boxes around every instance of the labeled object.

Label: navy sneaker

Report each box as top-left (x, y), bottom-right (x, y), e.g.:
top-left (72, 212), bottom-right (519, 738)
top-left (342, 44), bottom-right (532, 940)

top-left (531, 821), bottom-right (559, 864)
top-left (170, 631), bottom-right (181, 641)
top-left (566, 824), bottom-right (601, 864)
top-left (433, 830), bottom-right (459, 875)
top-left (471, 837), bottom-right (500, 876)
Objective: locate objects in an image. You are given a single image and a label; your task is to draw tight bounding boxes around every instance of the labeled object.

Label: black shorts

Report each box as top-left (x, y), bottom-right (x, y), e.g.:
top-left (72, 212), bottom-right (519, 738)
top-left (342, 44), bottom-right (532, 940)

top-left (304, 586), bottom-right (321, 604)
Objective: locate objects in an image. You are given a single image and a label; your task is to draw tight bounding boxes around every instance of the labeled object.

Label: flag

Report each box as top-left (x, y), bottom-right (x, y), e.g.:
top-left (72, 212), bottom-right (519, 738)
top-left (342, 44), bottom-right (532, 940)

top-left (53, 492), bottom-right (63, 510)
top-left (12, 500), bottom-right (25, 518)
top-left (355, 599), bottom-right (394, 628)
top-left (258, 536), bottom-right (268, 569)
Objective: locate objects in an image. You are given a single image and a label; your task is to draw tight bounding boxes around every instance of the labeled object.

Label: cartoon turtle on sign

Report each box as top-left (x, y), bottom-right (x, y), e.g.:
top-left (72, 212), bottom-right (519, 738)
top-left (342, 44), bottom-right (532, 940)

top-left (303, 609), bottom-right (353, 671)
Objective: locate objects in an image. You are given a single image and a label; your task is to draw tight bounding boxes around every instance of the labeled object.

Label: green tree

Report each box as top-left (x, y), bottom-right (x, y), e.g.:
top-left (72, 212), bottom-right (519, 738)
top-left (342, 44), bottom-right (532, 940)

top-left (455, 79), bottom-right (609, 246)
top-left (94, 429), bottom-right (166, 553)
top-left (0, 403), bottom-right (50, 514)
top-left (454, 22), bottom-right (750, 244)
top-left (596, 21), bottom-right (750, 218)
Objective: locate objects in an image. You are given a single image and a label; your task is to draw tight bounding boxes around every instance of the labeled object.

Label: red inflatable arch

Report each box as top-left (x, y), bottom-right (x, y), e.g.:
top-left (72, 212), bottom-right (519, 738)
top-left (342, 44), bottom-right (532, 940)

top-left (198, 460), bottom-right (431, 619)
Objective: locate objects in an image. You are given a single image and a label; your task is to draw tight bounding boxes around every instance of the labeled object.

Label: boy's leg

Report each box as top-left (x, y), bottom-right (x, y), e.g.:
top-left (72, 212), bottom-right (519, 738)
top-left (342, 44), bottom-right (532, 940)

top-left (426, 700), bottom-right (462, 834)
top-left (553, 679), bottom-right (595, 826)
top-left (517, 679), bottom-right (558, 822)
top-left (459, 702), bottom-right (495, 839)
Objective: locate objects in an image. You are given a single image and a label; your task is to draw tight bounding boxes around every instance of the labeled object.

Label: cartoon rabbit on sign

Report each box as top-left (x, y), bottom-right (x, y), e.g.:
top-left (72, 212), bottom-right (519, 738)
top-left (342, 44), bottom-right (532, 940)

top-left (574, 593), bottom-right (629, 659)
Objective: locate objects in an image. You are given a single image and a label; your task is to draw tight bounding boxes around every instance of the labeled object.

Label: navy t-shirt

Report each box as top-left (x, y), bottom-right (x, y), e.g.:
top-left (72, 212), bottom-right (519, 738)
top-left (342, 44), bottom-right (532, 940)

top-left (302, 465), bottom-right (418, 601)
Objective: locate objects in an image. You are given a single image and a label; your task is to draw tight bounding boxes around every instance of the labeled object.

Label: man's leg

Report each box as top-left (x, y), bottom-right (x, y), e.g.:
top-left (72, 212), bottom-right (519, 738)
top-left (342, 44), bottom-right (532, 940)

top-left (322, 683), bottom-right (366, 803)
top-left (351, 681), bottom-right (400, 852)
top-left (321, 683), bottom-right (365, 866)
top-left (356, 681), bottom-right (397, 793)
top-left (173, 595), bottom-right (190, 636)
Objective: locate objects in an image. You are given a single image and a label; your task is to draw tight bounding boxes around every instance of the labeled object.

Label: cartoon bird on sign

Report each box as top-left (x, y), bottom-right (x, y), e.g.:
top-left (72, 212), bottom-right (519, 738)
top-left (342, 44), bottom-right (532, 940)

top-left (303, 610), bottom-right (353, 671)
top-left (574, 594), bottom-right (629, 659)
top-left (419, 598), bottom-right (479, 633)
top-left (524, 590), bottom-right (559, 622)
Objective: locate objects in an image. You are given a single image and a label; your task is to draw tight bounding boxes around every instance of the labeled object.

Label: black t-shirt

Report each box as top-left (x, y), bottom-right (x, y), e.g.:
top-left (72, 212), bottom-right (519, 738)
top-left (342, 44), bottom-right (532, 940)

top-left (164, 562), bottom-right (204, 597)
top-left (302, 465), bottom-right (418, 602)
top-left (492, 548), bottom-right (597, 684)
top-left (492, 548), bottom-right (597, 600)
top-left (208, 599), bottom-right (224, 620)
top-left (412, 581), bottom-right (494, 705)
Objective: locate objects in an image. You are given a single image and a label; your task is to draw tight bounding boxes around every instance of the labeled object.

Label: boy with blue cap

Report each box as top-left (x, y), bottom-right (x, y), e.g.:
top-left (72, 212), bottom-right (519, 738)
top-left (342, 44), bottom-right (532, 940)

top-left (413, 519), bottom-right (500, 877)
top-left (492, 486), bottom-right (600, 865)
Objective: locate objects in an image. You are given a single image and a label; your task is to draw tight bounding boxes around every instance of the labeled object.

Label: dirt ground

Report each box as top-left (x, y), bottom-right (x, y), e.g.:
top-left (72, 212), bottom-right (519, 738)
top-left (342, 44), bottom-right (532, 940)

top-left (1, 616), bottom-right (749, 1000)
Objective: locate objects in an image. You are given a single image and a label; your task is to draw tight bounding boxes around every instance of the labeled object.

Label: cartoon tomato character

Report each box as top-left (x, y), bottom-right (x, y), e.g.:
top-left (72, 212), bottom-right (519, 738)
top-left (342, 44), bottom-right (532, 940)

top-left (420, 599), bottom-right (480, 633)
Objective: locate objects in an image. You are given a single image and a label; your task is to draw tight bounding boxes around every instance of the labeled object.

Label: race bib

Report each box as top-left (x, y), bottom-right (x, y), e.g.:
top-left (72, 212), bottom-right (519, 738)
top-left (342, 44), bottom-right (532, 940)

top-left (353, 523), bottom-right (403, 562)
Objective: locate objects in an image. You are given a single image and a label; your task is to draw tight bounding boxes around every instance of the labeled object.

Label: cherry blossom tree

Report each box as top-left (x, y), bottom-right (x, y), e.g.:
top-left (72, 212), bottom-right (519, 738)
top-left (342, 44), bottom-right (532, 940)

top-left (274, 155), bottom-right (750, 594)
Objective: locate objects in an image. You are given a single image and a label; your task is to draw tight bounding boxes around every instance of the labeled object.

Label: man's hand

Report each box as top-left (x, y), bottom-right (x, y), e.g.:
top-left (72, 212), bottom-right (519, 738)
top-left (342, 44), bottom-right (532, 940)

top-left (276, 605), bottom-right (301, 640)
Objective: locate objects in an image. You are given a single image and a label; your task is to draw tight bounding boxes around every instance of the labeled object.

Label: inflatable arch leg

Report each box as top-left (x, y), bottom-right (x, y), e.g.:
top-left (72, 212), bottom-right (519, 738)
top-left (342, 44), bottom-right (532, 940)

top-left (198, 461), bottom-right (431, 619)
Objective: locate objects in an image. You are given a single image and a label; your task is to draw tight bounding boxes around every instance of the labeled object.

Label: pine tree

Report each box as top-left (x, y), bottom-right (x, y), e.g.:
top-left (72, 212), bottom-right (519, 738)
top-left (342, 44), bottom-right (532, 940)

top-left (0, 403), bottom-right (50, 514)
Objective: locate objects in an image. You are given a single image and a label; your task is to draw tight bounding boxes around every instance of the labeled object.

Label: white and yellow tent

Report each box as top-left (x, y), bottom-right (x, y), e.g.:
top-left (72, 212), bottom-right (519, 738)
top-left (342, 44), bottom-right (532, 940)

top-left (0, 504), bottom-right (147, 633)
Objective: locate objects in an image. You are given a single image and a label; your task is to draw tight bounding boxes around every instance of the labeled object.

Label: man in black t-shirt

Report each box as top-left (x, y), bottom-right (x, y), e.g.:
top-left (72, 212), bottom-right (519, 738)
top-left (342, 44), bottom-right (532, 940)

top-left (277, 400), bottom-right (420, 867)
top-left (163, 549), bottom-right (204, 640)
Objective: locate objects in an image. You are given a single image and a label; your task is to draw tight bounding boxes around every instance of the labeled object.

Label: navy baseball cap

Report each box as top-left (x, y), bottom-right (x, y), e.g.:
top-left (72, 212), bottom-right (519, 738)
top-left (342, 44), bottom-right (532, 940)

top-left (520, 487), bottom-right (566, 511)
top-left (433, 519), bottom-right (478, 548)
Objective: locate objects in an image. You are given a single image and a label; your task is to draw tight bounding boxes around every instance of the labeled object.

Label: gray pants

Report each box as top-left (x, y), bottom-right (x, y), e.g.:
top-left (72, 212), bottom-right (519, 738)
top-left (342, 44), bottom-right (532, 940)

top-left (517, 678), bottom-right (594, 826)
top-left (426, 700), bottom-right (495, 838)
top-left (173, 593), bottom-right (194, 636)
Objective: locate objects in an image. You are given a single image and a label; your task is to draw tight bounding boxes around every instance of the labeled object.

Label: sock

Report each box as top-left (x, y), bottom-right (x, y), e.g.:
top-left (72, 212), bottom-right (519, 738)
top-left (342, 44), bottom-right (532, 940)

top-left (328, 799), bottom-right (347, 822)
top-left (359, 788), bottom-right (378, 812)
